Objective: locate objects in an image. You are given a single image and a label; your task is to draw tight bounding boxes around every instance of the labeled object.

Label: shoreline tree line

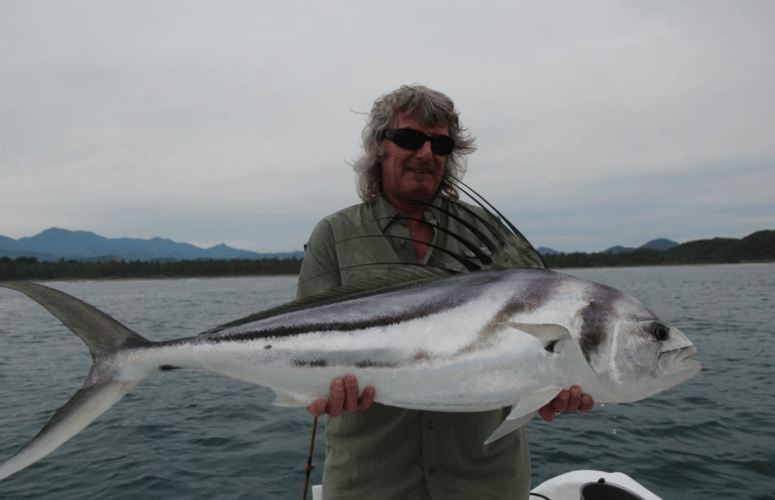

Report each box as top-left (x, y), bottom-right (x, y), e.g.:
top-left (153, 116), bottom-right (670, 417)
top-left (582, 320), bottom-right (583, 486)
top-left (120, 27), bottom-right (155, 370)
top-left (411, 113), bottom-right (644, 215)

top-left (1, 230), bottom-right (772, 281)
top-left (0, 256), bottom-right (304, 281)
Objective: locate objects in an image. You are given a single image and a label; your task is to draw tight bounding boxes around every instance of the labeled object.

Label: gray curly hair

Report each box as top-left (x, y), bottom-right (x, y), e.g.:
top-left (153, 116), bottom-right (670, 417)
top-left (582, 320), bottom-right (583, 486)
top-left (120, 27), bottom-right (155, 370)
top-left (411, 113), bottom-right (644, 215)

top-left (352, 85), bottom-right (476, 201)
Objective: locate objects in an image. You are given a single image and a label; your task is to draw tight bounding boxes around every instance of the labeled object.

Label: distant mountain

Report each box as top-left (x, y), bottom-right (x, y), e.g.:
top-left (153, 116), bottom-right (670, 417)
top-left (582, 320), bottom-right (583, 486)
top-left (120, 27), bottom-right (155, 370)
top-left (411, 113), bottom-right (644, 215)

top-left (0, 235), bottom-right (16, 249)
top-left (0, 228), bottom-right (303, 262)
top-left (4, 227), bottom-right (768, 266)
top-left (543, 238), bottom-right (679, 255)
top-left (604, 238), bottom-right (679, 254)
top-left (663, 230), bottom-right (774, 263)
top-left (604, 245), bottom-right (635, 254)
top-left (640, 238), bottom-right (679, 251)
top-left (544, 230), bottom-right (774, 268)
top-left (538, 238), bottom-right (687, 255)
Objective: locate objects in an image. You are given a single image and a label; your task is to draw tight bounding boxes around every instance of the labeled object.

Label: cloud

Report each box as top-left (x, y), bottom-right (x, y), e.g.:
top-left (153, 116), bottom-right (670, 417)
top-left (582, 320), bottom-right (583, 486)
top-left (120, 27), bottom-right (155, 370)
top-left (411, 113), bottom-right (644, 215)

top-left (1, 0), bottom-right (773, 253)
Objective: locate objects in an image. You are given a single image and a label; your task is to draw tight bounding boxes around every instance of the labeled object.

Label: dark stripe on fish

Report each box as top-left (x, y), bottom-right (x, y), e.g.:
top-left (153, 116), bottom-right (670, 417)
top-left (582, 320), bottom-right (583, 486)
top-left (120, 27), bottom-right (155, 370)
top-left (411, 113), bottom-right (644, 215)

top-left (578, 283), bottom-right (628, 363)
top-left (292, 359), bottom-right (329, 368)
top-left (461, 272), bottom-right (558, 352)
top-left (353, 360), bottom-right (399, 368)
top-left (188, 273), bottom-right (507, 345)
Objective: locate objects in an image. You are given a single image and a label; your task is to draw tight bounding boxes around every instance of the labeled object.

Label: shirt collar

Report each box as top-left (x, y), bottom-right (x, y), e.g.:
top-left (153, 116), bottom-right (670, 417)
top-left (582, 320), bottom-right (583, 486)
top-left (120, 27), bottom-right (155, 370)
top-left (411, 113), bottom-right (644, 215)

top-left (371, 194), bottom-right (445, 232)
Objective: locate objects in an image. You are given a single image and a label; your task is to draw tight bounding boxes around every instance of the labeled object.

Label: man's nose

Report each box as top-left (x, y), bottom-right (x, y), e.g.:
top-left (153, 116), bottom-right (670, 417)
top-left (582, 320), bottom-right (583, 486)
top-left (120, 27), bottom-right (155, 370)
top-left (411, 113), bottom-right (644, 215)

top-left (415, 139), bottom-right (434, 159)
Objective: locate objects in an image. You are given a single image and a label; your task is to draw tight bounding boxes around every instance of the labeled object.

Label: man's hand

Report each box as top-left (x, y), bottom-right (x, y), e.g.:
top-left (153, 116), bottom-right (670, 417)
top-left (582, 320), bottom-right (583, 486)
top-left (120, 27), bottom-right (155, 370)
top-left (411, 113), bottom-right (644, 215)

top-left (539, 385), bottom-right (594, 421)
top-left (307, 377), bottom-right (590, 420)
top-left (307, 374), bottom-right (376, 417)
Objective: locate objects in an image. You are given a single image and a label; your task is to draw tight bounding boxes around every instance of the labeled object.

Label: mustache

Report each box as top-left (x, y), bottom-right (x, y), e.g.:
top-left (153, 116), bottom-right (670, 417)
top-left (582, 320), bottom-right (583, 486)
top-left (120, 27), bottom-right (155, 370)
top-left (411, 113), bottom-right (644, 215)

top-left (382, 155), bottom-right (444, 172)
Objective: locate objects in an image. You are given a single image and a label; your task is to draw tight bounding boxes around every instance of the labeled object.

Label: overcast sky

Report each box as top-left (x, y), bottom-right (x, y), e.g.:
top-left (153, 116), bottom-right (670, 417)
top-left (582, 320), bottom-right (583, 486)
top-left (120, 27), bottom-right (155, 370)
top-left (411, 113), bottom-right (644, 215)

top-left (2, 0), bottom-right (773, 253)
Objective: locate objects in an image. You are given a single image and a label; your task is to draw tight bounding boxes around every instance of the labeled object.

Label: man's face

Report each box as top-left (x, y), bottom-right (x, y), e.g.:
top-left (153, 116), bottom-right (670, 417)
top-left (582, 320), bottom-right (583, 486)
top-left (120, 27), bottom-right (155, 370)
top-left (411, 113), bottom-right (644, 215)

top-left (381, 111), bottom-right (450, 207)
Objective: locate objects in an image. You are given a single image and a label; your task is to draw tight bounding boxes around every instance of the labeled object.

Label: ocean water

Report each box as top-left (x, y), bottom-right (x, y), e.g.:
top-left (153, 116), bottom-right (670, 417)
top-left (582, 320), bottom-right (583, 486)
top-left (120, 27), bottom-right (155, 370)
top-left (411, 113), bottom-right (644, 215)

top-left (0, 265), bottom-right (772, 499)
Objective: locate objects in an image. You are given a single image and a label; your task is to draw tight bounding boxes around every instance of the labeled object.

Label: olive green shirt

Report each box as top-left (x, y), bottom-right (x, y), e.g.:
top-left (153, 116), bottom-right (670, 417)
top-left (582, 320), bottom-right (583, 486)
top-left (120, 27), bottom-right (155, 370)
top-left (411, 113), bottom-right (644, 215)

top-left (297, 195), bottom-right (535, 500)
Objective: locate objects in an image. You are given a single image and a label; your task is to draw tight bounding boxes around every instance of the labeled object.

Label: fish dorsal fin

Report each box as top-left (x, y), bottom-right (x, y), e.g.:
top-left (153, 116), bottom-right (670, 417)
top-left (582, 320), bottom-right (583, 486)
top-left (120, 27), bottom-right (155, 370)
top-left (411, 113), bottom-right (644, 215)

top-left (301, 265), bottom-right (452, 303)
top-left (201, 266), bottom-right (452, 335)
top-left (483, 387), bottom-right (563, 445)
top-left (499, 322), bottom-right (571, 353)
top-left (448, 177), bottom-right (547, 270)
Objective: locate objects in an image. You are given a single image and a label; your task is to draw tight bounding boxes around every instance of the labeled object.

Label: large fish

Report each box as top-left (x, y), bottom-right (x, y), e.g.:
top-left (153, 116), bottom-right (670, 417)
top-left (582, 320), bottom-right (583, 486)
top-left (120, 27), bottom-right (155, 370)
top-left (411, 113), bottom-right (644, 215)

top-left (0, 268), bottom-right (700, 481)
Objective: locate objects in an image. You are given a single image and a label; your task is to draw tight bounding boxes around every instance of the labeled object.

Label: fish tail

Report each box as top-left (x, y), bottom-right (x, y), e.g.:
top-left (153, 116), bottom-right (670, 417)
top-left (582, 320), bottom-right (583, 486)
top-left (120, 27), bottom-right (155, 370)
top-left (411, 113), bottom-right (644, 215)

top-left (0, 281), bottom-right (154, 481)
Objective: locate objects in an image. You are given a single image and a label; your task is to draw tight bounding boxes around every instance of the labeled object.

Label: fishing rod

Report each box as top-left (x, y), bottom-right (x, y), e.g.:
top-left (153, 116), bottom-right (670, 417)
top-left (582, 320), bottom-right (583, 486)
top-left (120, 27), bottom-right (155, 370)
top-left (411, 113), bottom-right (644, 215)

top-left (301, 415), bottom-right (319, 500)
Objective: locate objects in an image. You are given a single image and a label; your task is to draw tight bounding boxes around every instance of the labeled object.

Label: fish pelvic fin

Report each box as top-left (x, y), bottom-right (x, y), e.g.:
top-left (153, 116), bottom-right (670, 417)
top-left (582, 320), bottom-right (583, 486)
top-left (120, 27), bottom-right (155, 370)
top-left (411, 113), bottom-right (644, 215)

top-left (483, 387), bottom-right (562, 445)
top-left (0, 281), bottom-right (154, 480)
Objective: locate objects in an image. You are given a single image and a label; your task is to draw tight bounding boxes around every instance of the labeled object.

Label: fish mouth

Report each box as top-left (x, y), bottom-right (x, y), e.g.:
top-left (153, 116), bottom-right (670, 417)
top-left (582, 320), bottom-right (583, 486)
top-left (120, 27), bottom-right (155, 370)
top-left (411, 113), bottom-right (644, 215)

top-left (658, 345), bottom-right (701, 378)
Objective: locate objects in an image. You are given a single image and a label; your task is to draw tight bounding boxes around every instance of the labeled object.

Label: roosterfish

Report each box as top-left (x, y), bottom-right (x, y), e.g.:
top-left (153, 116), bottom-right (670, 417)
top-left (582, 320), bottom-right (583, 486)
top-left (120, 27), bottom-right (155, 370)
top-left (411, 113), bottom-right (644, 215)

top-left (0, 185), bottom-right (700, 481)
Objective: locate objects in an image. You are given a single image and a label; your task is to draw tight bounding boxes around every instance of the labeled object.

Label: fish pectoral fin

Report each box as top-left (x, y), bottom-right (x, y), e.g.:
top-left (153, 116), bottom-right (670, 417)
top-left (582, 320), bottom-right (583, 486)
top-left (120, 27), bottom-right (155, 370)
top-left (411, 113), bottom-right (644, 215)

top-left (0, 379), bottom-right (137, 481)
top-left (499, 322), bottom-right (571, 353)
top-left (483, 387), bottom-right (563, 445)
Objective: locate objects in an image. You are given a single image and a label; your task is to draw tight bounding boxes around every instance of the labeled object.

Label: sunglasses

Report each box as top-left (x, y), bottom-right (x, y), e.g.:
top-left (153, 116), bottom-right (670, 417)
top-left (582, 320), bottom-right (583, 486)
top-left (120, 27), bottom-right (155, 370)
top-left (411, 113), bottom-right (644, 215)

top-left (383, 128), bottom-right (456, 156)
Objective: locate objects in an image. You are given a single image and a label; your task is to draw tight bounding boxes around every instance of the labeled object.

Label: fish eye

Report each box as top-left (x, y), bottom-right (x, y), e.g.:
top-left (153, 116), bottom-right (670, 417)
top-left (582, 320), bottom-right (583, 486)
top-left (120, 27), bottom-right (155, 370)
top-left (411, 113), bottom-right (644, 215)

top-left (652, 323), bottom-right (670, 341)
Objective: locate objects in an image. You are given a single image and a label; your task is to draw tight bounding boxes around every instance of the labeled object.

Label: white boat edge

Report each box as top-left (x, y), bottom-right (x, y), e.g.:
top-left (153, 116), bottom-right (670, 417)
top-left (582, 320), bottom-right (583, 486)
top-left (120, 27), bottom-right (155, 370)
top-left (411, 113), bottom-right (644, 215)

top-left (531, 469), bottom-right (664, 499)
top-left (311, 469), bottom-right (665, 500)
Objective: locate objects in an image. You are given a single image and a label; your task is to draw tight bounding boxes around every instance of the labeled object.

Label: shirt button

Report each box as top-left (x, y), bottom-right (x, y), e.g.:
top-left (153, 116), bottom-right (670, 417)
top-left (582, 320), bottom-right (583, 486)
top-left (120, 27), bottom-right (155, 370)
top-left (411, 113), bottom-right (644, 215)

top-left (428, 468), bottom-right (437, 477)
top-left (427, 421), bottom-right (435, 430)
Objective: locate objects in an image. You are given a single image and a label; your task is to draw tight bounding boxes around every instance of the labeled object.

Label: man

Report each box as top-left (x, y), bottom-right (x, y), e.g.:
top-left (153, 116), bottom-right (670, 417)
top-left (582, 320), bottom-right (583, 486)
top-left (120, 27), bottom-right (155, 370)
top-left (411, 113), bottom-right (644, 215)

top-left (297, 85), bottom-right (593, 500)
